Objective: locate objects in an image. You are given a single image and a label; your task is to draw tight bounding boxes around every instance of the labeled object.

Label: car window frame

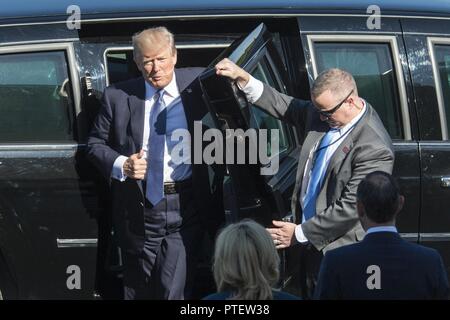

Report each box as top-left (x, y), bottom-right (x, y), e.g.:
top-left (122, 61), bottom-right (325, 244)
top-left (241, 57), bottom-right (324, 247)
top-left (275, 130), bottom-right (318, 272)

top-left (428, 37), bottom-right (450, 140)
top-left (0, 42), bottom-right (81, 144)
top-left (247, 51), bottom-right (296, 162)
top-left (306, 34), bottom-right (412, 141)
top-left (103, 42), bottom-right (232, 87)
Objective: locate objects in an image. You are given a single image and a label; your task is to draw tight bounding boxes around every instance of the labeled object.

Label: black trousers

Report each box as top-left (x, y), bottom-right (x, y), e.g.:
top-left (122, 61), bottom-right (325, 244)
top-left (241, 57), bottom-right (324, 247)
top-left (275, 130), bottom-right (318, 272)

top-left (123, 183), bottom-right (203, 300)
top-left (298, 243), bottom-right (323, 300)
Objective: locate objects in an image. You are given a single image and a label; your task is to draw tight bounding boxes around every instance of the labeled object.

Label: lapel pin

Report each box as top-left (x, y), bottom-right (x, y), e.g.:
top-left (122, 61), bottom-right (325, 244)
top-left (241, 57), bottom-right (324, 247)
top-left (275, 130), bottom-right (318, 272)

top-left (343, 146), bottom-right (350, 154)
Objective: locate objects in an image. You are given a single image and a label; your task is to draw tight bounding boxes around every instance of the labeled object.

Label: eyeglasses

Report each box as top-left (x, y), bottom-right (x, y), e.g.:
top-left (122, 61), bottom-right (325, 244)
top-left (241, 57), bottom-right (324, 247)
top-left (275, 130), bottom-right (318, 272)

top-left (316, 89), bottom-right (353, 118)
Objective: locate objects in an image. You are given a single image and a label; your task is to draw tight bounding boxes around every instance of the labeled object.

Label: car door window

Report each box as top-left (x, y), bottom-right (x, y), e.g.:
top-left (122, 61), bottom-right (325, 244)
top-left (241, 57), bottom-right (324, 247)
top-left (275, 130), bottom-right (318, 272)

top-left (433, 44), bottom-right (450, 137)
top-left (249, 59), bottom-right (289, 156)
top-left (105, 46), bottom-right (226, 85)
top-left (314, 43), bottom-right (404, 139)
top-left (0, 51), bottom-right (74, 142)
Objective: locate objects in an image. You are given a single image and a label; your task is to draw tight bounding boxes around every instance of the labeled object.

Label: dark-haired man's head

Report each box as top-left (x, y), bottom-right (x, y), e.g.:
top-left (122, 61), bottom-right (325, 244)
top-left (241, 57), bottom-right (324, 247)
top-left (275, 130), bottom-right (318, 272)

top-left (356, 171), bottom-right (405, 231)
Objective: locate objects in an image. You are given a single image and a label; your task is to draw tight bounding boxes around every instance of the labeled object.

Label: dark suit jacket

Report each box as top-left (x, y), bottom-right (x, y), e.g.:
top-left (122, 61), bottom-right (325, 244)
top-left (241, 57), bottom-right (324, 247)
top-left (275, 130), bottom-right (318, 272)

top-left (254, 84), bottom-right (394, 252)
top-left (87, 69), bottom-right (224, 253)
top-left (314, 231), bottom-right (450, 299)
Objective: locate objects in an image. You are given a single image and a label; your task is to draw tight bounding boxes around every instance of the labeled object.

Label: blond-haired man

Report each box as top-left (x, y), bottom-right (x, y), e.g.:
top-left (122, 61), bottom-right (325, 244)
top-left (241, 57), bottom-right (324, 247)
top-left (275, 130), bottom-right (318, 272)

top-left (88, 27), bottom-right (222, 299)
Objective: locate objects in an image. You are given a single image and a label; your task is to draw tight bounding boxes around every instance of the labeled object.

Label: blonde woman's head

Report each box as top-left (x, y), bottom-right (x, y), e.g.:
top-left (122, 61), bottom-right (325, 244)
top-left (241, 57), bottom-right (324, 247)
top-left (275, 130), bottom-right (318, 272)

top-left (213, 219), bottom-right (280, 300)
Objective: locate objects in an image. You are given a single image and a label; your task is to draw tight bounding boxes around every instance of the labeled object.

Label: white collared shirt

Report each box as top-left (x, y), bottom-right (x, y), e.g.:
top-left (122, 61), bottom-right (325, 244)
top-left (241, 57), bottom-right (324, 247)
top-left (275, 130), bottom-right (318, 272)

top-left (366, 226), bottom-right (398, 234)
top-left (111, 73), bottom-right (191, 182)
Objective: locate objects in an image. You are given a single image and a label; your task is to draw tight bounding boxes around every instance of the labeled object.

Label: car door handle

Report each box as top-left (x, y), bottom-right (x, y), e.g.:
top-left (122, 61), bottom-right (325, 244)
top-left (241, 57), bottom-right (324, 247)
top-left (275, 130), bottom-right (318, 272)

top-left (441, 177), bottom-right (450, 188)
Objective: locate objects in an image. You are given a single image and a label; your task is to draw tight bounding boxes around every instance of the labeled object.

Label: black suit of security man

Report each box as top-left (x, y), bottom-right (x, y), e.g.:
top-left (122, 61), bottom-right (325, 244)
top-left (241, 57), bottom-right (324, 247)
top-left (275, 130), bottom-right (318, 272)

top-left (315, 171), bottom-right (449, 300)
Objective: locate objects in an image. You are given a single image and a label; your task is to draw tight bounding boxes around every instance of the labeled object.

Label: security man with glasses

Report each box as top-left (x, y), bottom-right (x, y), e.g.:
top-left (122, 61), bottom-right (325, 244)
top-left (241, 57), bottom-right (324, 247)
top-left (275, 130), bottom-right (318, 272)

top-left (215, 59), bottom-right (394, 299)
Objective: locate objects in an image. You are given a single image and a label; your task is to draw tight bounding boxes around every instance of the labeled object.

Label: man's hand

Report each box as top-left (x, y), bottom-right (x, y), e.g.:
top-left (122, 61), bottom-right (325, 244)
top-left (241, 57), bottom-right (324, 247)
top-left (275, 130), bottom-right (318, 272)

top-left (215, 58), bottom-right (250, 88)
top-left (123, 150), bottom-right (147, 180)
top-left (267, 220), bottom-right (298, 249)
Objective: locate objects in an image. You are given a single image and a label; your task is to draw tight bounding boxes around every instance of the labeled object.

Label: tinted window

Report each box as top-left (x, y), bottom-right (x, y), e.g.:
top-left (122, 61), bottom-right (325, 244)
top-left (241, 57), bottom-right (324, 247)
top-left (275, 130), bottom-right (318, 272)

top-left (434, 44), bottom-right (450, 137)
top-left (0, 51), bottom-right (74, 142)
top-left (250, 58), bottom-right (289, 156)
top-left (314, 43), bottom-right (403, 139)
top-left (106, 51), bottom-right (140, 84)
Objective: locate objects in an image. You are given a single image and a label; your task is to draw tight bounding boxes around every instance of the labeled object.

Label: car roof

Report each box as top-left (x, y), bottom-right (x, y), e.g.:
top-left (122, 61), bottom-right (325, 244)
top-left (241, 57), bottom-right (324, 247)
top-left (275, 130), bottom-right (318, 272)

top-left (2, 0), bottom-right (450, 24)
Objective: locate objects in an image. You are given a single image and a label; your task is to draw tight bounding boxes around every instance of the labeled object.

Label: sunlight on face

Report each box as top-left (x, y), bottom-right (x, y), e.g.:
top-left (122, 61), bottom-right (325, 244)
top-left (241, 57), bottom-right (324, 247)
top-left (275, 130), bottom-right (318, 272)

top-left (135, 42), bottom-right (177, 89)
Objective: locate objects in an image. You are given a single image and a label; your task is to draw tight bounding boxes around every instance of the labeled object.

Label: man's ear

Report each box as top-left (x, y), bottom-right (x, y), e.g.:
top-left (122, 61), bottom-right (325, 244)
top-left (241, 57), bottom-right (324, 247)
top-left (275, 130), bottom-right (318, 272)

top-left (172, 49), bottom-right (178, 66)
top-left (357, 200), bottom-right (365, 218)
top-left (396, 195), bottom-right (405, 215)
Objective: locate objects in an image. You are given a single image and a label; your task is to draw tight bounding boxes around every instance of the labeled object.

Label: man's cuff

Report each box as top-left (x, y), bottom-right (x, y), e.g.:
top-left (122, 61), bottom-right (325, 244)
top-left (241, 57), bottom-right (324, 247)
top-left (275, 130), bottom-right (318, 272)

top-left (295, 224), bottom-right (309, 244)
top-left (237, 74), bottom-right (264, 103)
top-left (111, 155), bottom-right (128, 181)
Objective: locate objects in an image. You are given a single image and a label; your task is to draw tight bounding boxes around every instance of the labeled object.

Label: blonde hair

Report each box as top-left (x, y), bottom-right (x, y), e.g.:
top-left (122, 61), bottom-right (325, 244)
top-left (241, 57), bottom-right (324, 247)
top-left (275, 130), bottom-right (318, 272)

top-left (311, 68), bottom-right (358, 100)
top-left (132, 26), bottom-right (176, 60)
top-left (213, 219), bottom-right (280, 300)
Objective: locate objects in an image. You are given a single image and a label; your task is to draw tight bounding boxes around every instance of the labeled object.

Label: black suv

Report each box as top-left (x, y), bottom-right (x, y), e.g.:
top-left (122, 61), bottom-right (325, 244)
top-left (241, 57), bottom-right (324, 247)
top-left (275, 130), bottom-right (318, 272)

top-left (1, 0), bottom-right (450, 299)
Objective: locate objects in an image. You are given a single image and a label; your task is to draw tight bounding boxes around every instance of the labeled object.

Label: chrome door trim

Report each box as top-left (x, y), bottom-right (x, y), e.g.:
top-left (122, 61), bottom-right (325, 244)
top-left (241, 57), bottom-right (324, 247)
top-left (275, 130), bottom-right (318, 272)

top-left (57, 238), bottom-right (98, 248)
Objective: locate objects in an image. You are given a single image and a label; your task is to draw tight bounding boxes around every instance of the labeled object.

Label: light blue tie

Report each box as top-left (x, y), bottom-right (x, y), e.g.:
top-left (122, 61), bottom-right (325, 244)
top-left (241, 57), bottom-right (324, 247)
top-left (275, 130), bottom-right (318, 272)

top-left (146, 89), bottom-right (166, 206)
top-left (302, 129), bottom-right (339, 221)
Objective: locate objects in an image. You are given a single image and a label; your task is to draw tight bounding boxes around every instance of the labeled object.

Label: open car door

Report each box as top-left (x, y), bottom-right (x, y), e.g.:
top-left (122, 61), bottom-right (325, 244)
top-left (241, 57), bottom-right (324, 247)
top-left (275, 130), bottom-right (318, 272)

top-left (198, 23), bottom-right (302, 291)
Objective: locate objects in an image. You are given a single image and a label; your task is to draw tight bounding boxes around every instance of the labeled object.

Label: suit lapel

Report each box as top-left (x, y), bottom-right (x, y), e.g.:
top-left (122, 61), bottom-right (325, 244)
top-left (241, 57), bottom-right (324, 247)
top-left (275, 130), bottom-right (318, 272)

top-left (323, 138), bottom-right (354, 180)
top-left (324, 105), bottom-right (372, 180)
top-left (128, 78), bottom-right (146, 151)
top-left (177, 68), bottom-right (207, 132)
top-left (297, 131), bottom-right (325, 174)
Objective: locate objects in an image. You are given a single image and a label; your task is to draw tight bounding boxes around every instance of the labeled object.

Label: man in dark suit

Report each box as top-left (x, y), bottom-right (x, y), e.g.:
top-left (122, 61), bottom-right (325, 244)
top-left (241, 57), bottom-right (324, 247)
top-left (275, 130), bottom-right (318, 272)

top-left (87, 27), bottom-right (223, 299)
top-left (315, 171), bottom-right (449, 299)
top-left (215, 58), bottom-right (394, 298)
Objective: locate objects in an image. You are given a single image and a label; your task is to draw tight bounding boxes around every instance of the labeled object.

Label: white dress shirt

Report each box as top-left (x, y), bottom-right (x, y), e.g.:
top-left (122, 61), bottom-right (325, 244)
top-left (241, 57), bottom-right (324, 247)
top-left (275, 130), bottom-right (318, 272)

top-left (366, 226), bottom-right (398, 234)
top-left (111, 73), bottom-right (192, 182)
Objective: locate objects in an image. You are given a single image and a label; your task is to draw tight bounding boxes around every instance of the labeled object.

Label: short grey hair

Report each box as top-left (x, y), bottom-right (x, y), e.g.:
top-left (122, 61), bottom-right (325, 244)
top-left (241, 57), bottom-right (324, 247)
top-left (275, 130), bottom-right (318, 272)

top-left (311, 68), bottom-right (358, 100)
top-left (132, 26), bottom-right (176, 60)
